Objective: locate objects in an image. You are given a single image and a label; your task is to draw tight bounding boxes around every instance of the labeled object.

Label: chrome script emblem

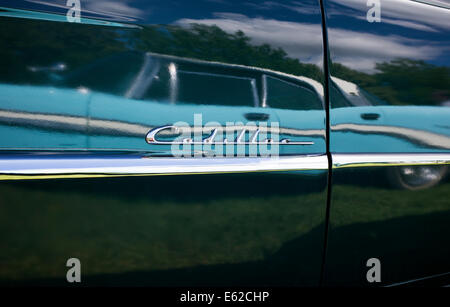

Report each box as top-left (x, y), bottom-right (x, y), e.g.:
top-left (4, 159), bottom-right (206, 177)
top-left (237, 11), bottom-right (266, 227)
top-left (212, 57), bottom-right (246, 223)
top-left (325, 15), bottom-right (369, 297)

top-left (146, 125), bottom-right (314, 146)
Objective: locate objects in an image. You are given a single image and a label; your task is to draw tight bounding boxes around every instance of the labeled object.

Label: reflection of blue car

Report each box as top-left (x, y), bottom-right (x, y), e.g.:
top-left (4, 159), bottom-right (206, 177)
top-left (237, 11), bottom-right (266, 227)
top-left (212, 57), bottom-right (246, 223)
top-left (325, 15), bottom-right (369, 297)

top-left (0, 83), bottom-right (326, 155)
top-left (330, 76), bottom-right (450, 152)
top-left (0, 53), bottom-right (328, 156)
top-left (1, 84), bottom-right (448, 155)
top-left (332, 105), bottom-right (450, 152)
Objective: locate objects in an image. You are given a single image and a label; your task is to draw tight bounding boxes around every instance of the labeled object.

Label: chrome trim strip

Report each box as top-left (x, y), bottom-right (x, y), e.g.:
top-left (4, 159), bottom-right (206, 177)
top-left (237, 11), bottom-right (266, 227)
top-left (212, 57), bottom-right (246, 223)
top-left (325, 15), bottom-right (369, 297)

top-left (333, 153), bottom-right (450, 168)
top-left (412, 0), bottom-right (450, 10)
top-left (0, 154), bottom-right (328, 180)
top-left (385, 271), bottom-right (450, 287)
top-left (0, 6), bottom-right (142, 28)
top-left (1, 153), bottom-right (448, 179)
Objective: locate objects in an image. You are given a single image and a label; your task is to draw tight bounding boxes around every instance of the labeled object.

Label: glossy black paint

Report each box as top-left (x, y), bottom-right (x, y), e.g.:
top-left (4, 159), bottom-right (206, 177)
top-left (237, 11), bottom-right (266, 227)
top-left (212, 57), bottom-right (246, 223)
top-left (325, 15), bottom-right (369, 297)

top-left (323, 0), bottom-right (450, 286)
top-left (0, 172), bottom-right (328, 286)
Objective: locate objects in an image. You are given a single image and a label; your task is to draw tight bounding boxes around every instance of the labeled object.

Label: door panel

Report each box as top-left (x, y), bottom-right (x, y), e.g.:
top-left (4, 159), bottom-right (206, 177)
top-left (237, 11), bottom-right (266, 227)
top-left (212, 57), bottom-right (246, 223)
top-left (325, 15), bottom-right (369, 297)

top-left (323, 0), bottom-right (450, 285)
top-left (0, 0), bottom-right (328, 285)
top-left (0, 172), bottom-right (328, 286)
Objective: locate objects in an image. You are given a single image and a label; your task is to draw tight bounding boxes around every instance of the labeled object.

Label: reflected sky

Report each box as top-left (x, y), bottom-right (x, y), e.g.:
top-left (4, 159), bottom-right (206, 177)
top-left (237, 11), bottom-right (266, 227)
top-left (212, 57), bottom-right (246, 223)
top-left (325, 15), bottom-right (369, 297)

top-left (325, 0), bottom-right (450, 71)
top-left (1, 0), bottom-right (448, 72)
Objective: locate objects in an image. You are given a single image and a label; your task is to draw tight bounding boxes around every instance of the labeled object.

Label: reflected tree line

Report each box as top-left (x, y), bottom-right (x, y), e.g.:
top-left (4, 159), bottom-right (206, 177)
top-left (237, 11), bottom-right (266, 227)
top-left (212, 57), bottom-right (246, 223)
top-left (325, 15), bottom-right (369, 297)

top-left (0, 17), bottom-right (448, 106)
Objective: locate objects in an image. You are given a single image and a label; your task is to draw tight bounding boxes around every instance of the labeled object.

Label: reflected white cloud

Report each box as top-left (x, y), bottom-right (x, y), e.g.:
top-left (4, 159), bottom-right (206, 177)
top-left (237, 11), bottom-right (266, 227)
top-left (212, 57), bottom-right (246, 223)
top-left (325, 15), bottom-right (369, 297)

top-left (355, 15), bottom-right (439, 32)
top-left (84, 0), bottom-right (146, 21)
top-left (175, 12), bottom-right (444, 72)
top-left (176, 13), bottom-right (324, 67)
top-left (246, 0), bottom-right (449, 32)
top-left (328, 30), bottom-right (443, 72)
top-left (328, 0), bottom-right (450, 31)
top-left (244, 1), bottom-right (321, 14)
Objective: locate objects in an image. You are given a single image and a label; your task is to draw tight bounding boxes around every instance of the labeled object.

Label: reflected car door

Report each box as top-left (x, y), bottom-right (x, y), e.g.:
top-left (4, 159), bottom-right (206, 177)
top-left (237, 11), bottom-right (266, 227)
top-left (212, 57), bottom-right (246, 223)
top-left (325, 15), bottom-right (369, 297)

top-left (0, 0), bottom-right (329, 286)
top-left (323, 0), bottom-right (450, 286)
